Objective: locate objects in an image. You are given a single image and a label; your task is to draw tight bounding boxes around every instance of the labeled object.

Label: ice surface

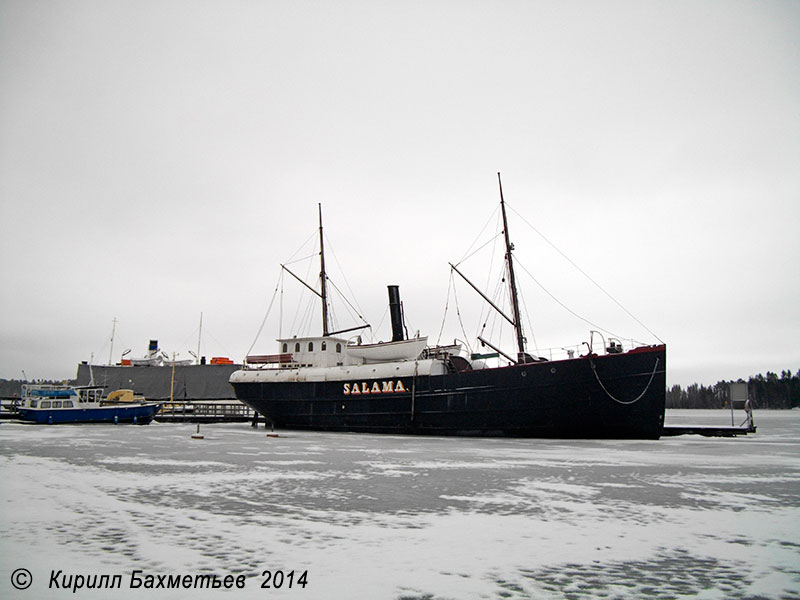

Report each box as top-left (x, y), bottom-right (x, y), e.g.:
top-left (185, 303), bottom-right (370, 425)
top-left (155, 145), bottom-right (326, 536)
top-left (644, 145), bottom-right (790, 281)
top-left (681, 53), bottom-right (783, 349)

top-left (1, 410), bottom-right (798, 599)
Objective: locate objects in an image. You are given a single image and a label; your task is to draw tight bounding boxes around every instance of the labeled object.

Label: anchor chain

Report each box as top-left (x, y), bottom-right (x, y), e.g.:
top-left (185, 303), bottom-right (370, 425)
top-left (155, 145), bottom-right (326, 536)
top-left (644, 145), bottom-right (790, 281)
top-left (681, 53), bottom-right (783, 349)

top-left (589, 356), bottom-right (660, 405)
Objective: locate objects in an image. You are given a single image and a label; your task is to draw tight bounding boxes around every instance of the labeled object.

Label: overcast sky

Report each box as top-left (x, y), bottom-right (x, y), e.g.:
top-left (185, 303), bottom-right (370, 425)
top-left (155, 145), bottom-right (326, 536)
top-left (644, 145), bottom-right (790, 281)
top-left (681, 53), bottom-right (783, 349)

top-left (1, 0), bottom-right (798, 387)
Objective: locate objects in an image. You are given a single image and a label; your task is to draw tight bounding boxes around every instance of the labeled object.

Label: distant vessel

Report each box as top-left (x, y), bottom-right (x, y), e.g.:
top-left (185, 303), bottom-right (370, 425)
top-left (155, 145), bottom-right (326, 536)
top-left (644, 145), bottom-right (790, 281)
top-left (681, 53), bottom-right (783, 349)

top-left (16, 383), bottom-right (162, 424)
top-left (74, 360), bottom-right (241, 401)
top-left (74, 338), bottom-right (240, 401)
top-left (231, 179), bottom-right (667, 439)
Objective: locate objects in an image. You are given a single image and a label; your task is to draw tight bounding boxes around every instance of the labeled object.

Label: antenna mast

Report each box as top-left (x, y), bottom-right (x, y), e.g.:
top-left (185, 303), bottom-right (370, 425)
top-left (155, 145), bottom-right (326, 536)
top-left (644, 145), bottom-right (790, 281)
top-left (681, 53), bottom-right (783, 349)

top-left (196, 312), bottom-right (203, 364)
top-left (108, 318), bottom-right (117, 365)
top-left (498, 173), bottom-right (526, 359)
top-left (318, 203), bottom-right (330, 336)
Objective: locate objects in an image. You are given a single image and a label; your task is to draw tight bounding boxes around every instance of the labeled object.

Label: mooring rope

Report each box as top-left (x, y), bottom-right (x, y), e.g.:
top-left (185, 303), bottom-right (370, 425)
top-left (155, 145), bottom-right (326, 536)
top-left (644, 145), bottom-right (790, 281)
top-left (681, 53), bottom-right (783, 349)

top-left (590, 356), bottom-right (660, 405)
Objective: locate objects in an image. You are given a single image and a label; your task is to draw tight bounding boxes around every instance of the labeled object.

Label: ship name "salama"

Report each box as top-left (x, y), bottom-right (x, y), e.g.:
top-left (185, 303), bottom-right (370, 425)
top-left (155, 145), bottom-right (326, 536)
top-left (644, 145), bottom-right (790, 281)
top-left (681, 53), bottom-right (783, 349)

top-left (343, 380), bottom-right (408, 395)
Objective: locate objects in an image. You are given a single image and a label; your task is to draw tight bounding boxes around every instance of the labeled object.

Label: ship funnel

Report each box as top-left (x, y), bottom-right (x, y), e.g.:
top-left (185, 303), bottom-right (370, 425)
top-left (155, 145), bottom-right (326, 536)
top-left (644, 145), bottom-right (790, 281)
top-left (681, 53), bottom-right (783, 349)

top-left (387, 285), bottom-right (404, 342)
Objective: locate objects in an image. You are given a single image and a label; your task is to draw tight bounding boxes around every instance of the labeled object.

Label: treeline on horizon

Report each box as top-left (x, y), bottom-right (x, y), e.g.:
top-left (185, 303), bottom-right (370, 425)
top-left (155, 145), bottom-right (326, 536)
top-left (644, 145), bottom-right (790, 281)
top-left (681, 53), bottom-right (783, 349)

top-left (668, 369), bottom-right (800, 410)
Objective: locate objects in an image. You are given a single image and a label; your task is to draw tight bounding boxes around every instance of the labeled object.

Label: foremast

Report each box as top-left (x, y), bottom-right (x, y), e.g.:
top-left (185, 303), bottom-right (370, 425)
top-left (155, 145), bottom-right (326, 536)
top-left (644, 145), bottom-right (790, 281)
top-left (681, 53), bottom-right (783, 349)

top-left (279, 205), bottom-right (369, 341)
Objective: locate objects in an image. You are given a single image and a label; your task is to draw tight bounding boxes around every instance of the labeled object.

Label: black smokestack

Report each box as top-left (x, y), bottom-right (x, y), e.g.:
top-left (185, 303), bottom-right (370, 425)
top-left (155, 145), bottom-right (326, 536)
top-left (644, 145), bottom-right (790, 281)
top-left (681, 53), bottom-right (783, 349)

top-left (388, 285), bottom-right (404, 342)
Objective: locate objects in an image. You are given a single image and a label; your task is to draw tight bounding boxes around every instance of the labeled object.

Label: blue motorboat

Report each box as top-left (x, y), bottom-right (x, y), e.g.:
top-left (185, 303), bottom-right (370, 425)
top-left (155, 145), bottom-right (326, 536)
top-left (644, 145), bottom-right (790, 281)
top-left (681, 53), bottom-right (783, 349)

top-left (17, 384), bottom-right (162, 425)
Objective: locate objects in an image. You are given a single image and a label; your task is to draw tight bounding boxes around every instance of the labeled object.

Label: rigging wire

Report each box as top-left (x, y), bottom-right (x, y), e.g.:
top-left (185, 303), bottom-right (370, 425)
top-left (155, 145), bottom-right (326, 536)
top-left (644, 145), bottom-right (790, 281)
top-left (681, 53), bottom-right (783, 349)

top-left (455, 232), bottom-right (504, 267)
top-left (507, 203), bottom-right (664, 344)
top-left (246, 269), bottom-right (283, 357)
top-left (514, 257), bottom-right (627, 342)
top-left (327, 278), bottom-right (369, 327)
top-left (450, 275), bottom-right (474, 356)
top-left (287, 237), bottom-right (321, 336)
top-left (455, 206), bottom-right (501, 266)
top-left (283, 252), bottom-right (319, 266)
top-left (284, 230), bottom-right (319, 264)
top-left (324, 233), bottom-right (369, 325)
top-left (279, 272), bottom-right (284, 339)
top-left (517, 283), bottom-right (539, 355)
top-left (484, 208), bottom-right (503, 302)
top-left (436, 272), bottom-right (454, 346)
top-left (371, 304), bottom-right (389, 342)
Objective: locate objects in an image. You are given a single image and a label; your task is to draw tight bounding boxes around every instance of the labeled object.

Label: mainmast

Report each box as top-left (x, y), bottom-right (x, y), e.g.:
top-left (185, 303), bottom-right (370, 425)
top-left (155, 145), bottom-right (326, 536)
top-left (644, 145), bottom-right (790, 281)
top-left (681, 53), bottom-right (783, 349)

top-left (318, 203), bottom-right (330, 336)
top-left (498, 173), bottom-right (526, 359)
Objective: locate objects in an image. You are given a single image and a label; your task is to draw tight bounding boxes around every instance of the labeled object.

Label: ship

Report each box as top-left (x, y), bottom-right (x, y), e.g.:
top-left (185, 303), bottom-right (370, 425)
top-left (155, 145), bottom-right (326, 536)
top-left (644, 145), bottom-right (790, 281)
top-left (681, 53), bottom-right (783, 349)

top-left (74, 339), bottom-right (240, 401)
top-left (230, 176), bottom-right (666, 438)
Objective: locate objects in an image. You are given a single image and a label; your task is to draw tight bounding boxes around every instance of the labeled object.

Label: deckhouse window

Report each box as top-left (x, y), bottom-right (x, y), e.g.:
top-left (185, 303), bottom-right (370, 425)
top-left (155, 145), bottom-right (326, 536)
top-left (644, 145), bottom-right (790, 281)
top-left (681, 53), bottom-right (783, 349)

top-left (30, 400), bottom-right (38, 408)
top-left (41, 401), bottom-right (51, 408)
top-left (52, 401), bottom-right (62, 408)
top-left (282, 343), bottom-right (288, 353)
top-left (295, 342), bottom-right (300, 352)
top-left (63, 400), bottom-right (74, 408)
top-left (321, 341), bottom-right (327, 351)
top-left (308, 342), bottom-right (314, 352)
top-left (336, 343), bottom-right (342, 353)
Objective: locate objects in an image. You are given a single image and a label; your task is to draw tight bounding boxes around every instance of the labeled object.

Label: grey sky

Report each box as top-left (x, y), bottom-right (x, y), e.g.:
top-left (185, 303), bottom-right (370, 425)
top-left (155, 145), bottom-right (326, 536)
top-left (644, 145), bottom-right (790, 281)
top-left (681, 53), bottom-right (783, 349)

top-left (1, 0), bottom-right (798, 387)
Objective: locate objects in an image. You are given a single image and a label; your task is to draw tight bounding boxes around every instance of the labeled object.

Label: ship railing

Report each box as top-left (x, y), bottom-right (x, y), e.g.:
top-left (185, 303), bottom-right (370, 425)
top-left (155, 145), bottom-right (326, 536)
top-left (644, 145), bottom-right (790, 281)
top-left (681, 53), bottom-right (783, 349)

top-left (244, 354), bottom-right (294, 369)
top-left (471, 337), bottom-right (644, 365)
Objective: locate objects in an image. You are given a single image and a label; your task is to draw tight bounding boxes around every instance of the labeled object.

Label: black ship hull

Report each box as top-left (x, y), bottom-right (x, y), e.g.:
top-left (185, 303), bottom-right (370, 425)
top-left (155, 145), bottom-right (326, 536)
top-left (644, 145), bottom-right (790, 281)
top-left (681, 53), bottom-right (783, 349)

top-left (232, 345), bottom-right (666, 439)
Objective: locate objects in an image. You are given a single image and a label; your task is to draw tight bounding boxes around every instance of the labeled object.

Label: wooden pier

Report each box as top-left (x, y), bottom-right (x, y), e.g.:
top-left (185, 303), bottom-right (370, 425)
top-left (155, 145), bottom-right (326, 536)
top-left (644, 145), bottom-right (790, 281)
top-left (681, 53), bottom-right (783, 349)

top-left (155, 401), bottom-right (255, 423)
top-left (661, 424), bottom-right (756, 437)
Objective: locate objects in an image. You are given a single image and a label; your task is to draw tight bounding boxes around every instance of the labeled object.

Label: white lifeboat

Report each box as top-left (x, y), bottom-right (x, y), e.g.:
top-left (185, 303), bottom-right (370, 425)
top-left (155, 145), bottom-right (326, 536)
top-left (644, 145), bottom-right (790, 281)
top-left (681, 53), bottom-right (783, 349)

top-left (345, 336), bottom-right (428, 363)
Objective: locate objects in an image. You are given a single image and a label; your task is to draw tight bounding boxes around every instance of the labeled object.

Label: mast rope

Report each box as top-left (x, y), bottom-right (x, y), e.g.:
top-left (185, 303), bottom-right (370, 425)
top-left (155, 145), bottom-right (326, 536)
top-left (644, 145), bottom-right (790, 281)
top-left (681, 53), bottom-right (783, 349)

top-left (590, 356), bottom-right (660, 405)
top-left (508, 203), bottom-right (664, 344)
top-left (451, 275), bottom-right (473, 355)
top-left (284, 230), bottom-right (319, 264)
top-left (325, 233), bottom-right (369, 325)
top-left (517, 283), bottom-right (539, 356)
top-left (514, 257), bottom-right (629, 342)
top-left (246, 269), bottom-right (283, 357)
top-left (327, 278), bottom-right (369, 326)
top-left (436, 272), bottom-right (454, 346)
top-left (283, 252), bottom-right (318, 266)
top-left (454, 232), bottom-right (504, 267)
top-left (455, 206), bottom-right (500, 266)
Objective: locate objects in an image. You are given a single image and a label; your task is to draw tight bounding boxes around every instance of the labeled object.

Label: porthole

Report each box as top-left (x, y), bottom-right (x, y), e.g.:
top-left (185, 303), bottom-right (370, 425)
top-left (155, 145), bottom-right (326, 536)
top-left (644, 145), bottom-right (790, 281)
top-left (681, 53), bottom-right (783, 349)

top-left (550, 367), bottom-right (557, 374)
top-left (521, 371), bottom-right (527, 377)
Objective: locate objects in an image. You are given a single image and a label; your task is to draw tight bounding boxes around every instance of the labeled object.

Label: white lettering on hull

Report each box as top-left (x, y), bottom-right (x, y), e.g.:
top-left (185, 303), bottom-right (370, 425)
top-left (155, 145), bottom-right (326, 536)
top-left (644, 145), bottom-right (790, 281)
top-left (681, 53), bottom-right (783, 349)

top-left (343, 380), bottom-right (408, 395)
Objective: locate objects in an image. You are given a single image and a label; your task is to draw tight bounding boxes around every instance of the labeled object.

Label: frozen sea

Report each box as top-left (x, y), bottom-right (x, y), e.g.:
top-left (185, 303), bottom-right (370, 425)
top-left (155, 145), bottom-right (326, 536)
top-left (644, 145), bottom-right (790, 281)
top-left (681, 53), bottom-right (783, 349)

top-left (1, 410), bottom-right (798, 600)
